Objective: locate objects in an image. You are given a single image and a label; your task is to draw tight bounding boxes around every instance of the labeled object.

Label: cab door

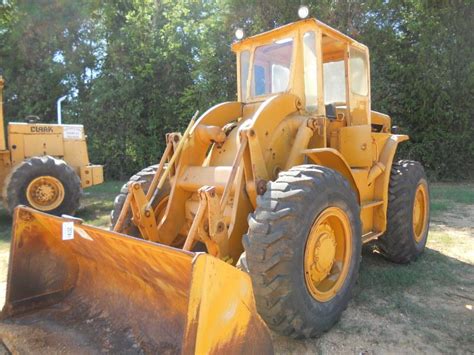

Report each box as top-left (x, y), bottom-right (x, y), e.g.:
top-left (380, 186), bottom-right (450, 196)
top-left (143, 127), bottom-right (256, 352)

top-left (348, 46), bottom-right (371, 126)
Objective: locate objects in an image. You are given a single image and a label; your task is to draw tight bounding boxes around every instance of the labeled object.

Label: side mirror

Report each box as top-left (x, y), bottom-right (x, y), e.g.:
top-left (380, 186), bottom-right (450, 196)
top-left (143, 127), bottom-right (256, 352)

top-left (391, 125), bottom-right (399, 134)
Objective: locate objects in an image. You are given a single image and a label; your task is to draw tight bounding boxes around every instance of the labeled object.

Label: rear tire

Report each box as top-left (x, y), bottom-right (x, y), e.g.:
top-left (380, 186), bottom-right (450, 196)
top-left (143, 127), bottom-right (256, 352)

top-left (110, 165), bottom-right (170, 237)
top-left (377, 160), bottom-right (430, 263)
top-left (242, 165), bottom-right (361, 338)
top-left (2, 156), bottom-right (81, 216)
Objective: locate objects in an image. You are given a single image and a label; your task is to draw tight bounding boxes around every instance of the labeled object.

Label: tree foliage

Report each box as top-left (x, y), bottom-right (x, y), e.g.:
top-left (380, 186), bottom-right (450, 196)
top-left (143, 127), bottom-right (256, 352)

top-left (0, 0), bottom-right (472, 180)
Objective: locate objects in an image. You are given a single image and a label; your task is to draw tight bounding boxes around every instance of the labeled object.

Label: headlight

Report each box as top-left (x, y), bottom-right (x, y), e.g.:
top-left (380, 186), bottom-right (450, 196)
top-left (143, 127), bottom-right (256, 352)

top-left (235, 28), bottom-right (244, 40)
top-left (298, 5), bottom-right (309, 19)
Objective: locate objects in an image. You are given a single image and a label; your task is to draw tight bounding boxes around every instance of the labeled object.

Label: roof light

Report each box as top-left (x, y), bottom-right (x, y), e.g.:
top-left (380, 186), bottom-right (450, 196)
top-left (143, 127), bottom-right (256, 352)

top-left (298, 5), bottom-right (309, 19)
top-left (235, 28), bottom-right (244, 40)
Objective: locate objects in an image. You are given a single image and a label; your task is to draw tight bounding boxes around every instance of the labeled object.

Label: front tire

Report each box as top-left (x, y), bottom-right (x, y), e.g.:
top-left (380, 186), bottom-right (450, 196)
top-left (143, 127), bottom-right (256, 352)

top-left (377, 160), bottom-right (430, 263)
top-left (242, 165), bottom-right (362, 338)
top-left (2, 156), bottom-right (81, 216)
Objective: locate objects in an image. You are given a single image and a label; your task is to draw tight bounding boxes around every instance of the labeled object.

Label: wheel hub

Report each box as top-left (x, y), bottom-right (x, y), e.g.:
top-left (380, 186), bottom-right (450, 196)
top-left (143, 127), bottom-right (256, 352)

top-left (309, 225), bottom-right (337, 283)
top-left (304, 207), bottom-right (352, 302)
top-left (26, 176), bottom-right (65, 211)
top-left (34, 184), bottom-right (55, 202)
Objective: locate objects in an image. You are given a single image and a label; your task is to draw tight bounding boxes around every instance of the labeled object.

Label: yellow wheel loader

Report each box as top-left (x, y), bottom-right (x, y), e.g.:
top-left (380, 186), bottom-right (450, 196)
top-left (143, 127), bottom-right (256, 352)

top-left (0, 74), bottom-right (103, 216)
top-left (0, 17), bottom-right (430, 353)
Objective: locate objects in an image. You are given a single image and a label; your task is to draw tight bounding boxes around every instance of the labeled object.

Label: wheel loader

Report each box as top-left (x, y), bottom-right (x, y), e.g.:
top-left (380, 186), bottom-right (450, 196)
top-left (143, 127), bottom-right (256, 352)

top-left (0, 74), bottom-right (103, 216)
top-left (0, 17), bottom-right (430, 353)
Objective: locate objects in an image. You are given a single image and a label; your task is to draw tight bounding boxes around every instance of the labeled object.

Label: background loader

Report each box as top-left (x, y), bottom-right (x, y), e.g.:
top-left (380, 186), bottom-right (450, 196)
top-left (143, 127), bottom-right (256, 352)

top-left (0, 74), bottom-right (103, 216)
top-left (1, 16), bottom-right (429, 353)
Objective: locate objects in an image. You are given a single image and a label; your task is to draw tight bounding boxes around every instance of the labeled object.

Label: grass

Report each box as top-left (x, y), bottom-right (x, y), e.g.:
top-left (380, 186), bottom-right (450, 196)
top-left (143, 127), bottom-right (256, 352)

top-left (349, 241), bottom-right (474, 351)
top-left (78, 181), bottom-right (124, 227)
top-left (0, 181), bottom-right (124, 250)
top-left (430, 182), bottom-right (474, 214)
top-left (345, 183), bottom-right (474, 352)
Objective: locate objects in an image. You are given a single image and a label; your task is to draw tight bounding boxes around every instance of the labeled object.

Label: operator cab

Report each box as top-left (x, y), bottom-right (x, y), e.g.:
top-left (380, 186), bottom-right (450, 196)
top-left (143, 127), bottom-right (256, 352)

top-left (232, 18), bottom-right (371, 127)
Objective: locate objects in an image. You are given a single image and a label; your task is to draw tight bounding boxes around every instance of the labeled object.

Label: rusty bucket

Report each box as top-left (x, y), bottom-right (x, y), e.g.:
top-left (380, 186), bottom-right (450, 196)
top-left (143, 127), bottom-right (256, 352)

top-left (0, 207), bottom-right (273, 354)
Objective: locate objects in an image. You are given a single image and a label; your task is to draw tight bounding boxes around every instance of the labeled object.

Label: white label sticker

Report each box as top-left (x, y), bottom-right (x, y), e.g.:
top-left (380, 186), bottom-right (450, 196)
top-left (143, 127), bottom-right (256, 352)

top-left (63, 126), bottom-right (83, 140)
top-left (62, 222), bottom-right (75, 240)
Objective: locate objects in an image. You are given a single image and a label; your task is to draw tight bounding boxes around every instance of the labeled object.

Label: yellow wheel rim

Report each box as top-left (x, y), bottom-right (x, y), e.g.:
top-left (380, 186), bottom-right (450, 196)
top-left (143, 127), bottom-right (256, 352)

top-left (304, 207), bottom-right (352, 302)
top-left (26, 176), bottom-right (65, 211)
top-left (413, 182), bottom-right (428, 243)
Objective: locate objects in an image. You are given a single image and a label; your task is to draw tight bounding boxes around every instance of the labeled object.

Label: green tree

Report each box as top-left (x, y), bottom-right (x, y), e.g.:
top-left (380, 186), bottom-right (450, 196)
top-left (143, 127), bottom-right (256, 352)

top-left (1, 0), bottom-right (472, 180)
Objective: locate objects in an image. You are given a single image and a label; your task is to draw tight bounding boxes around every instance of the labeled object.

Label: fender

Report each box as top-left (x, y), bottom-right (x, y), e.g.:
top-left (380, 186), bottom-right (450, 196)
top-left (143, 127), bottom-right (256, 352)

top-left (303, 148), bottom-right (361, 202)
top-left (373, 134), bottom-right (409, 232)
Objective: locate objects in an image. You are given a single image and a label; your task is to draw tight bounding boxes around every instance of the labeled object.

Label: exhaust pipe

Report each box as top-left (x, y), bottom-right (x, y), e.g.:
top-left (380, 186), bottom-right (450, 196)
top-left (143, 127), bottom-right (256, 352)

top-left (56, 95), bottom-right (67, 124)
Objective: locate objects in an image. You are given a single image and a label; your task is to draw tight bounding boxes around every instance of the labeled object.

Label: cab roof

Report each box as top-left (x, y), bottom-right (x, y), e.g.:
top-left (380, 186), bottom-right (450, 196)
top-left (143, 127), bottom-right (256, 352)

top-left (231, 18), bottom-right (367, 52)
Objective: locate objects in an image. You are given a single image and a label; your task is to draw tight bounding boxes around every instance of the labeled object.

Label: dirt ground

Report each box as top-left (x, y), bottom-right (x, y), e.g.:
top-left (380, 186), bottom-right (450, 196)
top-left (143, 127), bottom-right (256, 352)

top-left (0, 182), bottom-right (472, 354)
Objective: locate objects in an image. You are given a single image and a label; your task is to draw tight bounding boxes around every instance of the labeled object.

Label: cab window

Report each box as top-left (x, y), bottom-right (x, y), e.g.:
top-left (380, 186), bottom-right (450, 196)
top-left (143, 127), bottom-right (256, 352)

top-left (240, 50), bottom-right (250, 100)
top-left (303, 31), bottom-right (317, 112)
top-left (349, 48), bottom-right (368, 96)
top-left (252, 38), bottom-right (293, 97)
top-left (324, 60), bottom-right (346, 104)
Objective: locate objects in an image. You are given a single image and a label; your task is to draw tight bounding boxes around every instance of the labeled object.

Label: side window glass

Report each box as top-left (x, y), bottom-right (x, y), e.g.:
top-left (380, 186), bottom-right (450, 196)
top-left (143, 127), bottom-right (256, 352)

top-left (240, 50), bottom-right (250, 100)
top-left (349, 48), bottom-right (368, 96)
top-left (323, 60), bottom-right (346, 104)
top-left (271, 64), bottom-right (290, 92)
top-left (303, 31), bottom-right (317, 112)
top-left (254, 65), bottom-right (266, 96)
top-left (252, 38), bottom-right (294, 96)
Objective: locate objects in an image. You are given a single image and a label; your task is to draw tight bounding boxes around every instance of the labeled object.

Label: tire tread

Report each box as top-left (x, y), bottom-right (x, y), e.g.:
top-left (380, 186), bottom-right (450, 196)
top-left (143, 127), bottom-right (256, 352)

top-left (241, 165), bottom-right (361, 338)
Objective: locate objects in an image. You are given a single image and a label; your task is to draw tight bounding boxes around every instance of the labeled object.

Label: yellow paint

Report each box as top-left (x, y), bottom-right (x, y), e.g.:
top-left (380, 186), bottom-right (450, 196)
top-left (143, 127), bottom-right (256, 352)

top-left (337, 125), bottom-right (373, 168)
top-left (0, 75), bottom-right (103, 204)
top-left (303, 148), bottom-right (360, 200)
top-left (80, 164), bottom-right (104, 188)
top-left (184, 254), bottom-right (272, 354)
top-left (304, 207), bottom-right (352, 302)
top-left (413, 182), bottom-right (429, 242)
top-left (114, 17), bottom-right (412, 256)
top-left (371, 111), bottom-right (391, 132)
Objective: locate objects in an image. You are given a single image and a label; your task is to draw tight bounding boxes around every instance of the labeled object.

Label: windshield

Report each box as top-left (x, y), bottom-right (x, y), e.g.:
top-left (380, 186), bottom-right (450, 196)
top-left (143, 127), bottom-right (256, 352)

top-left (250, 38), bottom-right (294, 97)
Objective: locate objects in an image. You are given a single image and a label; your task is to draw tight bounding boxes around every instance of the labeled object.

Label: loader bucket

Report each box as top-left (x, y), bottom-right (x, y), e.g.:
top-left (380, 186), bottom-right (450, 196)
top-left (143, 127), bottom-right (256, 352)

top-left (0, 207), bottom-right (273, 354)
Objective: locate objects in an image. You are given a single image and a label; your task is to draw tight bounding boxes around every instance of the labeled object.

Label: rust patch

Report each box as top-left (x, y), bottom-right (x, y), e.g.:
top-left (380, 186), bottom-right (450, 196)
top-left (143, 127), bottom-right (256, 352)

top-left (17, 208), bottom-right (33, 222)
